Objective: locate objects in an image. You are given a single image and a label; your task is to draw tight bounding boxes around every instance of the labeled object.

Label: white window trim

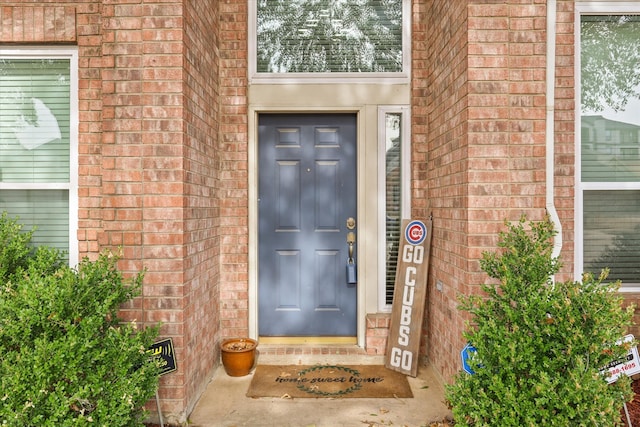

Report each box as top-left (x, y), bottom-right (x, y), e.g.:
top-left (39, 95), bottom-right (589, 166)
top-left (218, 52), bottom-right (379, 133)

top-left (248, 0), bottom-right (411, 85)
top-left (0, 46), bottom-right (79, 267)
top-left (377, 105), bottom-right (410, 311)
top-left (575, 3), bottom-right (640, 292)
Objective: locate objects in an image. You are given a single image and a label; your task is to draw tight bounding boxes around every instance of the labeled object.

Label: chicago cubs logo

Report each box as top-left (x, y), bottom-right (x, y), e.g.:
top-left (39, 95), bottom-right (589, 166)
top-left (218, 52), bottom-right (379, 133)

top-left (405, 220), bottom-right (426, 245)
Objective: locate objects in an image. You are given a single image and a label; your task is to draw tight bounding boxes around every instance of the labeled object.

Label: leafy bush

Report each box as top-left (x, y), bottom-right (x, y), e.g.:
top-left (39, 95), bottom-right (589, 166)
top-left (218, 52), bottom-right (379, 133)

top-left (0, 211), bottom-right (35, 281)
top-left (0, 213), bottom-right (160, 426)
top-left (446, 217), bottom-right (635, 426)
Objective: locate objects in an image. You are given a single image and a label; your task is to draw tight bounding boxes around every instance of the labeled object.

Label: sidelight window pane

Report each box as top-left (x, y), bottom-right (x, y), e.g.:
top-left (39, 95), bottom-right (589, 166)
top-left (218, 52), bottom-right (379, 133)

top-left (379, 109), bottom-right (409, 308)
top-left (385, 112), bottom-right (402, 305)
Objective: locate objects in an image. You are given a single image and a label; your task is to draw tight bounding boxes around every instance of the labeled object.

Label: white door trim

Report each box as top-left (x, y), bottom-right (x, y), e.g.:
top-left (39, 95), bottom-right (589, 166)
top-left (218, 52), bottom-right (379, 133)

top-left (248, 106), bottom-right (367, 347)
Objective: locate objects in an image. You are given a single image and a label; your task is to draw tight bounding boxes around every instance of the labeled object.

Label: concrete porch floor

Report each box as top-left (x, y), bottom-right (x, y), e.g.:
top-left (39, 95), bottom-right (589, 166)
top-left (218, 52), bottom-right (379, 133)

top-left (187, 346), bottom-right (452, 427)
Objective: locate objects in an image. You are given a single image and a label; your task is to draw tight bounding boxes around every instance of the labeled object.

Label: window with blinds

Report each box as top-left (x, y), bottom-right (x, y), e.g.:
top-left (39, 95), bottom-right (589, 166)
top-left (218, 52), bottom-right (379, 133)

top-left (384, 112), bottom-right (402, 305)
top-left (579, 12), bottom-right (640, 286)
top-left (255, 0), bottom-right (406, 76)
top-left (583, 191), bottom-right (640, 282)
top-left (379, 108), bottom-right (409, 308)
top-left (0, 55), bottom-right (73, 258)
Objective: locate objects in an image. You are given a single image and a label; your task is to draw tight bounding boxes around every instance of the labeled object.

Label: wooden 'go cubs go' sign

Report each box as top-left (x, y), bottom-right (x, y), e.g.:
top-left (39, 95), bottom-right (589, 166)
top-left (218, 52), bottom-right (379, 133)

top-left (385, 219), bottom-right (432, 377)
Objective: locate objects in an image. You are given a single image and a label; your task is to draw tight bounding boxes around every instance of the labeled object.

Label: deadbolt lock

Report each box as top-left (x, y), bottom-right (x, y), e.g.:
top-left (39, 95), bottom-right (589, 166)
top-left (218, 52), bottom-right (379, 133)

top-left (346, 217), bottom-right (356, 230)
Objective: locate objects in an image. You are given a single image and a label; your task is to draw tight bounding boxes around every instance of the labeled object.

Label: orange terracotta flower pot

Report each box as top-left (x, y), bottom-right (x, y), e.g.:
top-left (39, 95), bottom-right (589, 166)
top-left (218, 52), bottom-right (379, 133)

top-left (221, 338), bottom-right (258, 377)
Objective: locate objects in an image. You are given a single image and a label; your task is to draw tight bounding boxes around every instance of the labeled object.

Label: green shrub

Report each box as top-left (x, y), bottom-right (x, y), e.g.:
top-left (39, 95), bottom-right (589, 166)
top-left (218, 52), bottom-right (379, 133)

top-left (0, 212), bottom-right (36, 282)
top-left (445, 216), bottom-right (635, 426)
top-left (0, 213), bottom-right (160, 426)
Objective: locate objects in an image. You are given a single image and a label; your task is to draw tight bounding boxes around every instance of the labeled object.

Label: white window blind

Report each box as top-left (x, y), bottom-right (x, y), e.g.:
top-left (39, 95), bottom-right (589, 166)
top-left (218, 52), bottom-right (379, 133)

top-left (378, 107), bottom-right (409, 309)
top-left (583, 190), bottom-right (640, 283)
top-left (384, 112), bottom-right (402, 305)
top-left (1, 190), bottom-right (69, 250)
top-left (579, 12), bottom-right (640, 286)
top-left (0, 57), bottom-right (72, 257)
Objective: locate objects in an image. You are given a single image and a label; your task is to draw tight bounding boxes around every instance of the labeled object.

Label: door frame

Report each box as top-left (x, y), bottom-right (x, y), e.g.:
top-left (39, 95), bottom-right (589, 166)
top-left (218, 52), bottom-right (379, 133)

top-left (248, 107), bottom-right (367, 346)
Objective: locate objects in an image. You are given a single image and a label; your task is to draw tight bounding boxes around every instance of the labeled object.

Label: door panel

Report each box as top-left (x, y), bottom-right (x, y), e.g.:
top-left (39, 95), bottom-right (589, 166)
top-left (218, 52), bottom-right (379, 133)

top-left (258, 114), bottom-right (357, 336)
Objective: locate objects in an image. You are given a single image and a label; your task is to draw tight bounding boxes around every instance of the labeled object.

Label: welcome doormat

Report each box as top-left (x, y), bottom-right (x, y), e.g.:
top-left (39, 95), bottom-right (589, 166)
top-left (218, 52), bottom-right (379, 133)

top-left (246, 364), bottom-right (413, 398)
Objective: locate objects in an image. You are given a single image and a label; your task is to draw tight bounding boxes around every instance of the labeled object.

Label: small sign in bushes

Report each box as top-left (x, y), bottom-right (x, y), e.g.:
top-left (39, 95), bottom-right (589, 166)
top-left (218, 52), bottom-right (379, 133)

top-left (460, 343), bottom-right (478, 375)
top-left (149, 338), bottom-right (177, 376)
top-left (602, 334), bottom-right (640, 384)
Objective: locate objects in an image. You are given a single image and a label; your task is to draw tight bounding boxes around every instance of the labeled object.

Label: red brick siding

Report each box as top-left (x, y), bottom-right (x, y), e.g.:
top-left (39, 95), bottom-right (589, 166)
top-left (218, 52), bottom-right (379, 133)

top-left (6, 0), bottom-right (637, 420)
top-left (417, 0), bottom-right (470, 382)
top-left (1, 2), bottom-right (223, 422)
top-left (365, 313), bottom-right (392, 355)
top-left (0, 5), bottom-right (76, 43)
top-left (217, 0), bottom-right (250, 340)
top-left (554, 0), bottom-right (576, 281)
top-left (183, 0), bottom-right (221, 417)
top-left (416, 0), bottom-right (580, 382)
top-left (100, 2), bottom-right (189, 418)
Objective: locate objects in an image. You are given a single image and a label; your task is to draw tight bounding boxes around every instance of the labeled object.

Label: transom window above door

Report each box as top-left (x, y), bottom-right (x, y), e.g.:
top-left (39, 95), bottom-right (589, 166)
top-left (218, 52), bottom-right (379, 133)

top-left (249, 0), bottom-right (410, 83)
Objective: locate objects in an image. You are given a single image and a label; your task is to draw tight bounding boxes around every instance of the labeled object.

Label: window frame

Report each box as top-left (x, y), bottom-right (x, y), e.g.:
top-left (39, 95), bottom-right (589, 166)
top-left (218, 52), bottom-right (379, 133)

top-left (248, 0), bottom-right (411, 85)
top-left (0, 46), bottom-right (79, 266)
top-left (377, 105), bottom-right (411, 311)
top-left (575, 2), bottom-right (640, 292)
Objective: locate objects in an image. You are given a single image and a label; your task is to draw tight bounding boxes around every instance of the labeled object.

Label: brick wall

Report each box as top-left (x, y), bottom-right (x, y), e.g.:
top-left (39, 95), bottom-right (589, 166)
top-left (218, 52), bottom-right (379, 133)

top-left (183, 0), bottom-right (221, 417)
top-left (6, 0), bottom-right (639, 419)
top-left (416, 0), bottom-right (578, 382)
top-left (217, 0), bottom-right (250, 340)
top-left (554, 0), bottom-right (576, 281)
top-left (1, 2), bottom-right (224, 423)
top-left (100, 2), bottom-right (191, 419)
top-left (416, 0), bottom-right (471, 382)
top-left (0, 5), bottom-right (76, 42)
top-left (366, 313), bottom-right (392, 355)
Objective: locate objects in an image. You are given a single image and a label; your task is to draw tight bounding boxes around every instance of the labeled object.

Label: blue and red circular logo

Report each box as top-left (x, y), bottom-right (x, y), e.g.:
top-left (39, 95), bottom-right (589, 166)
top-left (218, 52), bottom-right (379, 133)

top-left (405, 220), bottom-right (427, 245)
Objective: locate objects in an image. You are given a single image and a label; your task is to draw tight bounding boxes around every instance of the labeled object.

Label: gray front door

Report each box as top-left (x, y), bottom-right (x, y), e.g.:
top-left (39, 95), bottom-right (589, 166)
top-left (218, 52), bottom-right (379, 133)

top-left (258, 113), bottom-right (357, 336)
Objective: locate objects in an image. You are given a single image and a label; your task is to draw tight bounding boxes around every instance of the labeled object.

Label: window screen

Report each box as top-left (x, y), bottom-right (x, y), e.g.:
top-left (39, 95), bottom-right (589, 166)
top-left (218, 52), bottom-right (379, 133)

top-left (257, 0), bottom-right (403, 73)
top-left (0, 58), bottom-right (71, 256)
